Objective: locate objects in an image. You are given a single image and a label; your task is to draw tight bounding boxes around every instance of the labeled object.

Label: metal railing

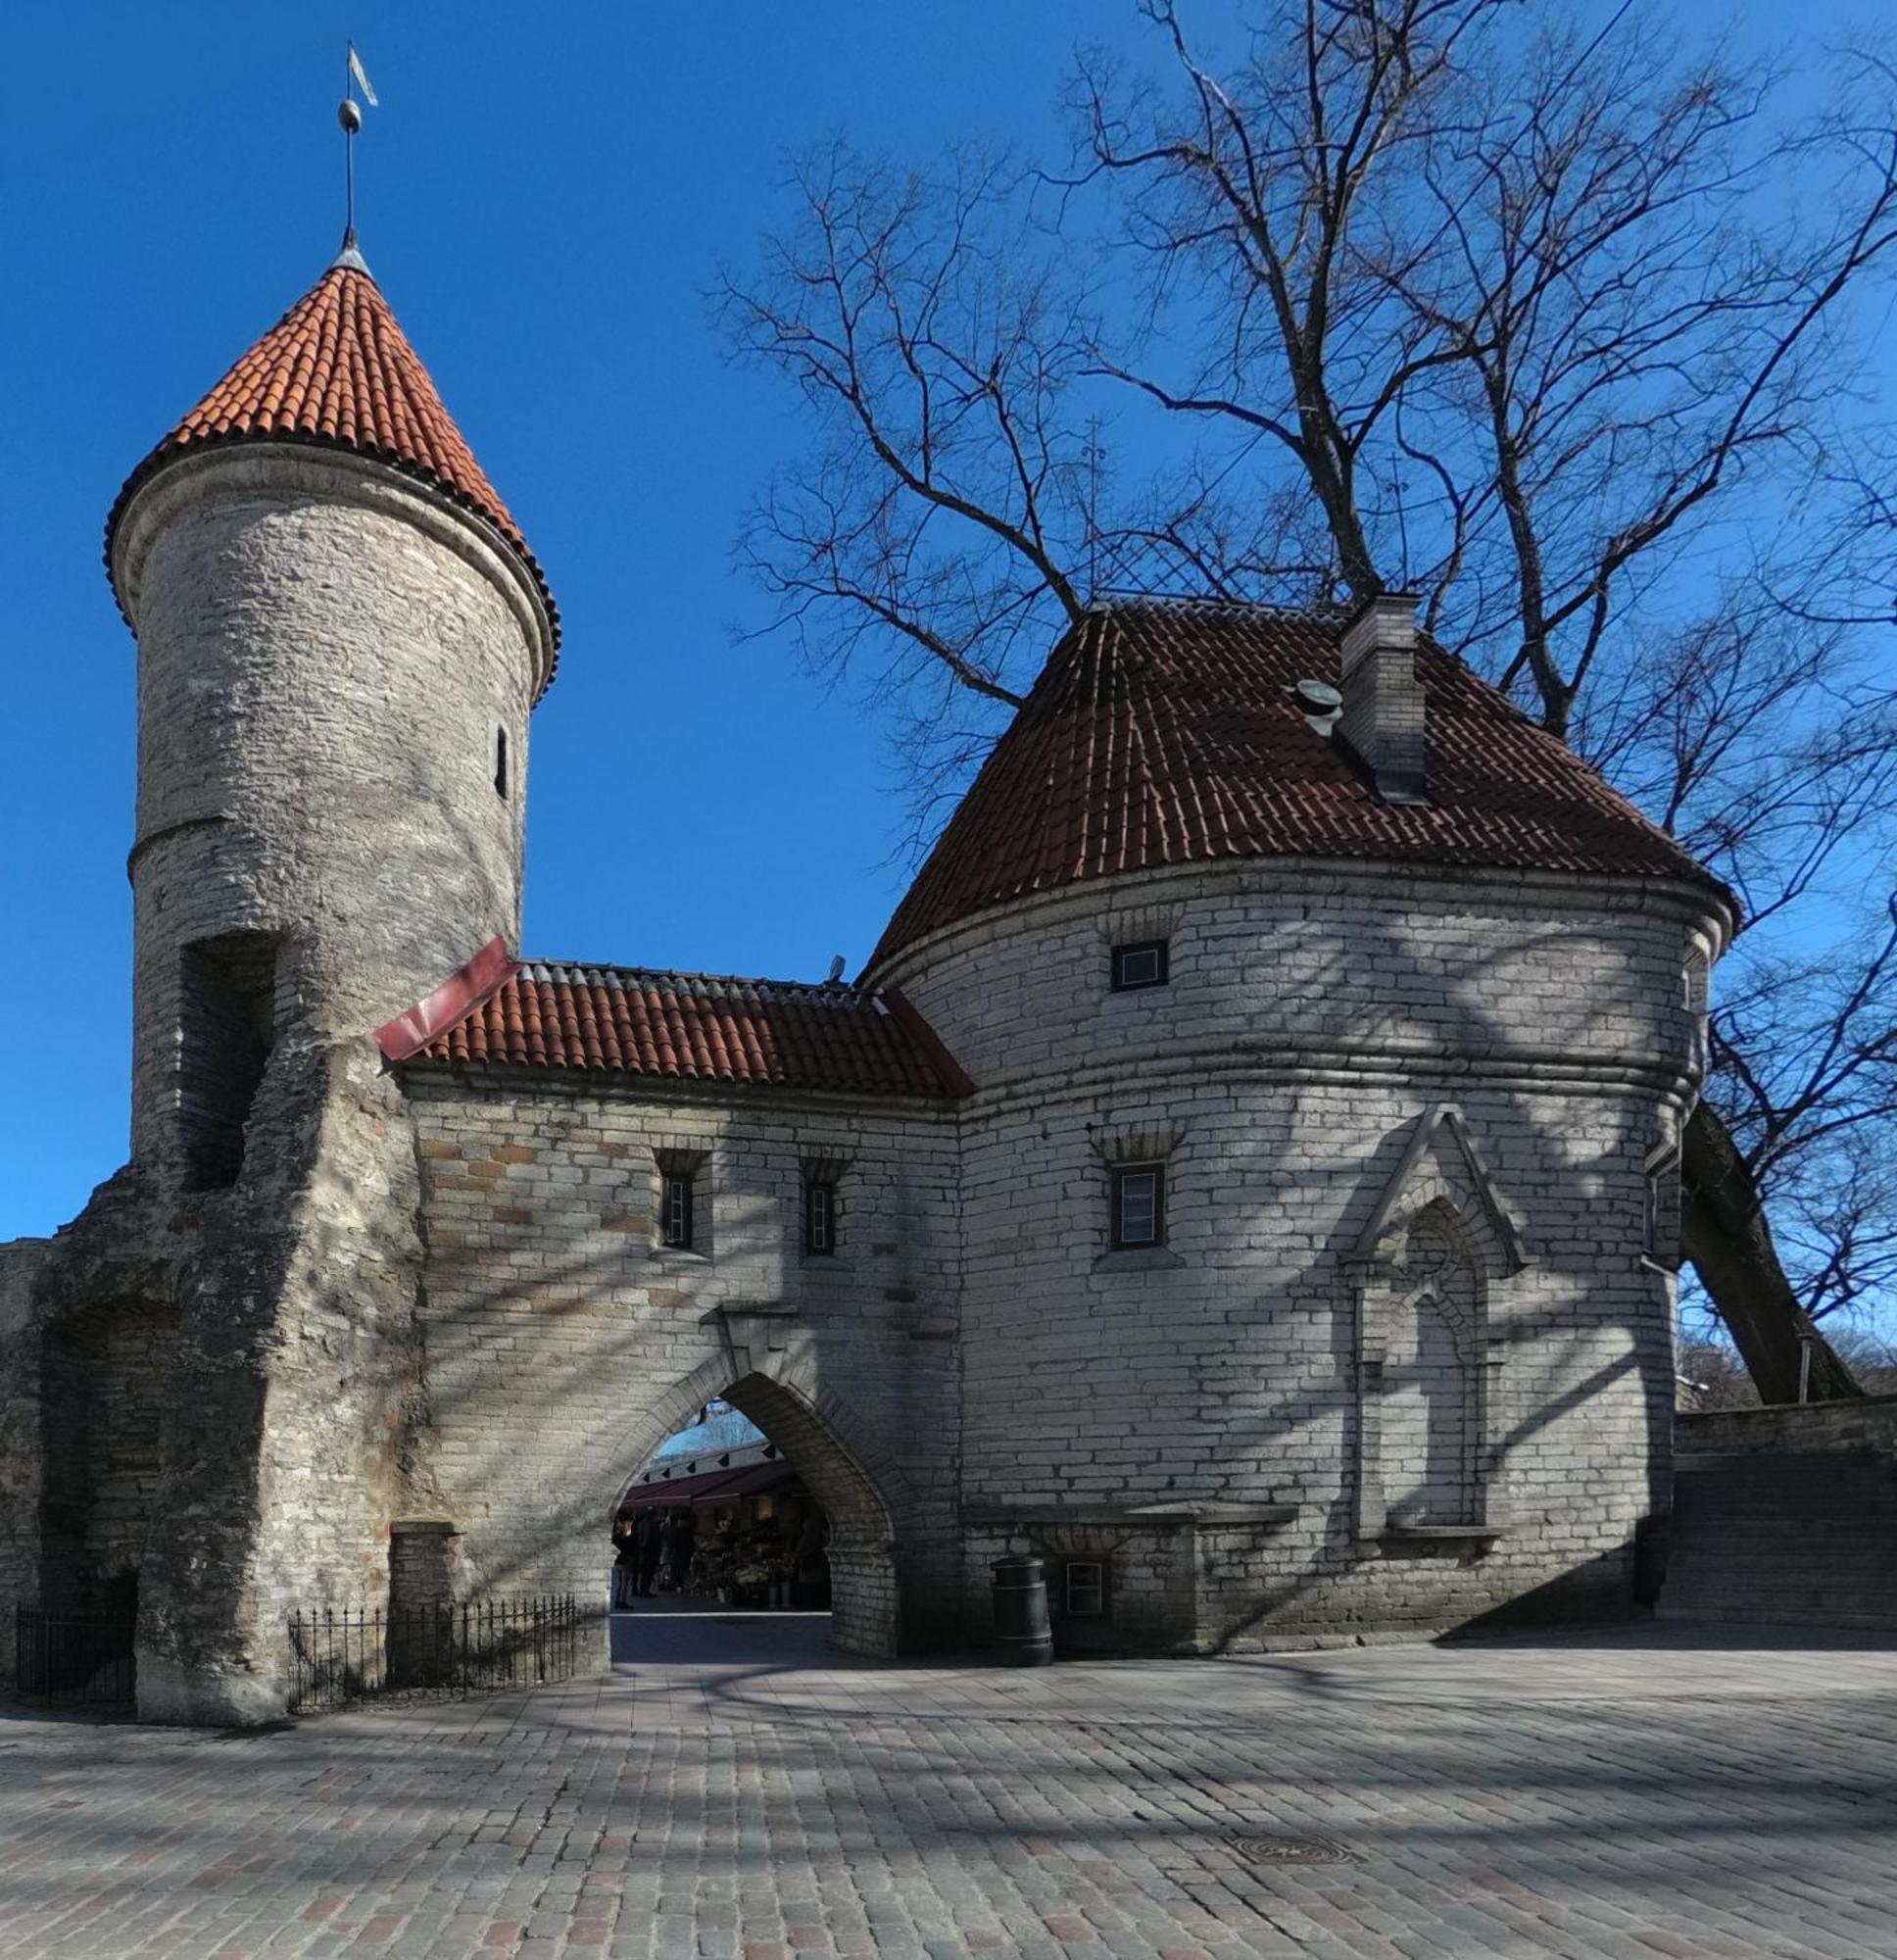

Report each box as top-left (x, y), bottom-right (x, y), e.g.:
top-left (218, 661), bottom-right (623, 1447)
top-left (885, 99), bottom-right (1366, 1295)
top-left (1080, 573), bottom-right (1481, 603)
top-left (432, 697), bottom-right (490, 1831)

top-left (286, 1595), bottom-right (581, 1714)
top-left (15, 1605), bottom-right (138, 1707)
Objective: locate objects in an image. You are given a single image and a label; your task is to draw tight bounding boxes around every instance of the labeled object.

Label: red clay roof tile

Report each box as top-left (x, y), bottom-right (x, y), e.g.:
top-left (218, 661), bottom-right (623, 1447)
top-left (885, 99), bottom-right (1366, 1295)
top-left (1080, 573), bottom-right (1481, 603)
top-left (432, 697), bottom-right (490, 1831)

top-left (407, 961), bottom-right (967, 1102)
top-left (107, 258), bottom-right (559, 688)
top-left (869, 601), bottom-right (1727, 966)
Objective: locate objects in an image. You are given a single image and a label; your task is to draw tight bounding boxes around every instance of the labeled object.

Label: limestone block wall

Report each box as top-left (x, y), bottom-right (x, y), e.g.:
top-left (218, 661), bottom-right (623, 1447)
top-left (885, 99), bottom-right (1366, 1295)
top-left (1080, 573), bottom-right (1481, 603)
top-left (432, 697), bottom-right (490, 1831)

top-left (112, 448), bottom-right (545, 1172)
top-left (400, 1073), bottom-right (962, 1654)
top-left (1678, 1395), bottom-right (1897, 1458)
top-left (36, 1297), bottom-right (180, 1604)
top-left (878, 858), bottom-right (1725, 1647)
top-left (0, 1237), bottom-right (52, 1683)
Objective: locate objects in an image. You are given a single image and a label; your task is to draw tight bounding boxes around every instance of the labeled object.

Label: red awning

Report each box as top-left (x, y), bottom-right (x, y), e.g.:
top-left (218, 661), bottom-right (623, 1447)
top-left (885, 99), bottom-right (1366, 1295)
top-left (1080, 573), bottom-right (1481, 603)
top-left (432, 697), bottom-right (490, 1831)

top-left (620, 1459), bottom-right (798, 1512)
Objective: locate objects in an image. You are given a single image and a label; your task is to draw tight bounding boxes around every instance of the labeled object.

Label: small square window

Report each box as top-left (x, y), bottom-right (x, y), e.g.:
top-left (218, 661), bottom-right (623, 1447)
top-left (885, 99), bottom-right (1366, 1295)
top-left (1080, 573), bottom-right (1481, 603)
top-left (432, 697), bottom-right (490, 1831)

top-left (1063, 1559), bottom-right (1106, 1617)
top-left (1111, 1163), bottom-right (1165, 1249)
top-left (661, 1172), bottom-right (695, 1250)
top-left (804, 1180), bottom-right (838, 1256)
top-left (1110, 939), bottom-right (1169, 991)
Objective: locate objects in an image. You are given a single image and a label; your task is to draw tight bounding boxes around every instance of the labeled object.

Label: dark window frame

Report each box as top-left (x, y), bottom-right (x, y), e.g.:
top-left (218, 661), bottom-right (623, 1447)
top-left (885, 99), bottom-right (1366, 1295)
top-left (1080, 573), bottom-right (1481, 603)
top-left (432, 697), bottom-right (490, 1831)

top-left (1110, 939), bottom-right (1170, 992)
top-left (803, 1179), bottom-right (838, 1256)
top-left (1110, 1162), bottom-right (1166, 1250)
top-left (495, 726), bottom-right (510, 800)
top-left (660, 1171), bottom-right (695, 1250)
top-left (1061, 1557), bottom-right (1108, 1618)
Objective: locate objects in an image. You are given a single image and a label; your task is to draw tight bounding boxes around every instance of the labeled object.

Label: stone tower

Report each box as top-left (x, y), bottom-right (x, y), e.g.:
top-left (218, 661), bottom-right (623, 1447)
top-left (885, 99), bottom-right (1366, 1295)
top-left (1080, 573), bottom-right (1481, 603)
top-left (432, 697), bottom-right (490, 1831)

top-left (0, 242), bottom-right (559, 1725)
top-left (106, 241), bottom-right (557, 1181)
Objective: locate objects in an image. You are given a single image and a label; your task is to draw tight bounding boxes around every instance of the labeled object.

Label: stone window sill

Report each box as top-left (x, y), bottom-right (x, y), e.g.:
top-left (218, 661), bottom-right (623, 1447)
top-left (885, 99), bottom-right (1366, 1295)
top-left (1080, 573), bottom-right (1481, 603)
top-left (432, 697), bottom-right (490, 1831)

top-left (1092, 1246), bottom-right (1186, 1274)
top-left (1373, 1523), bottom-right (1503, 1556)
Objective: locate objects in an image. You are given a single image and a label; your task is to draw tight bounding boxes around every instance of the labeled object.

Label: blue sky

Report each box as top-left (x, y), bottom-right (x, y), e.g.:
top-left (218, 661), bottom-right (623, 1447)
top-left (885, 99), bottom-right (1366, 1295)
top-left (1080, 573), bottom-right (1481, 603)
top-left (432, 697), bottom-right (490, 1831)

top-left (2, 3), bottom-right (1191, 1238)
top-left (0, 1), bottom-right (1876, 1242)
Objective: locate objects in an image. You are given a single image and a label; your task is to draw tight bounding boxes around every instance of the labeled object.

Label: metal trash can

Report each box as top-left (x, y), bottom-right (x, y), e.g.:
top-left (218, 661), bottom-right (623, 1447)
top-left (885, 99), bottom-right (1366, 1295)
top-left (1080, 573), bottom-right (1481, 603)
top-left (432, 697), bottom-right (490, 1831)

top-left (991, 1554), bottom-right (1053, 1666)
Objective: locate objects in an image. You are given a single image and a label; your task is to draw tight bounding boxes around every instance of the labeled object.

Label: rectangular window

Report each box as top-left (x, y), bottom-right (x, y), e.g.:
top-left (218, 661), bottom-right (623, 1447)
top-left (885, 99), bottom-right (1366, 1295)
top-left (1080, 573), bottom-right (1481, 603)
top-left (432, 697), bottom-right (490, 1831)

top-left (661, 1172), bottom-right (695, 1250)
top-left (1063, 1559), bottom-right (1106, 1617)
top-left (1110, 939), bottom-right (1169, 991)
top-left (804, 1180), bottom-right (837, 1255)
top-left (1111, 1163), bottom-right (1165, 1249)
top-left (495, 726), bottom-right (510, 800)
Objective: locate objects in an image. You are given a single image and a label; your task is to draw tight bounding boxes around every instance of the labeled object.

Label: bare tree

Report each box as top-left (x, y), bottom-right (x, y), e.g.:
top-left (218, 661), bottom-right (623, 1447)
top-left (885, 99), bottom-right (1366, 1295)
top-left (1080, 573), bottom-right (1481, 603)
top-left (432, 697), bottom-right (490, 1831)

top-left (1067, 1), bottom-right (1897, 1398)
top-left (724, 145), bottom-right (1100, 836)
top-left (728, 4), bottom-right (1897, 1396)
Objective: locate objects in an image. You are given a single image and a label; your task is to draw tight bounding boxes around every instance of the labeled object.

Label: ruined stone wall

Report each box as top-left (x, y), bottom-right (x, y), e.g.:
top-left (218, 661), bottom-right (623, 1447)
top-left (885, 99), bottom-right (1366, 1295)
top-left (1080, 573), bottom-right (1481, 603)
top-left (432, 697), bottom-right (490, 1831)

top-left (35, 1296), bottom-right (179, 1603)
top-left (877, 858), bottom-right (1724, 1648)
top-left (0, 1238), bottom-right (52, 1682)
top-left (400, 1074), bottom-right (962, 1655)
top-left (0, 1035), bottom-right (427, 1721)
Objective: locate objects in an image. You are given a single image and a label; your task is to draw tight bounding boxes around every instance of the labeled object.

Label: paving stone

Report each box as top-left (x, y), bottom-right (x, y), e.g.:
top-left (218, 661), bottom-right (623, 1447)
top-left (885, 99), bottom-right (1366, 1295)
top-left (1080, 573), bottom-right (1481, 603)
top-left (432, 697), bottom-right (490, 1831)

top-left (4, 1623), bottom-right (1897, 1960)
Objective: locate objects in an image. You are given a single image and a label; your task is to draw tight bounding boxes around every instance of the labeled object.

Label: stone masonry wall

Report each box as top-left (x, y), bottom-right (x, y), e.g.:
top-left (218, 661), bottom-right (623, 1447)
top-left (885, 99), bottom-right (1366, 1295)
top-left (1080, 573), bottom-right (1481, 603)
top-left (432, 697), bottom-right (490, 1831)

top-left (1678, 1395), bottom-right (1897, 1460)
top-left (0, 1034), bottom-right (428, 1722)
top-left (0, 1238), bottom-right (52, 1684)
top-left (878, 858), bottom-right (1723, 1648)
top-left (400, 1075), bottom-right (962, 1655)
top-left (116, 450), bottom-right (542, 1174)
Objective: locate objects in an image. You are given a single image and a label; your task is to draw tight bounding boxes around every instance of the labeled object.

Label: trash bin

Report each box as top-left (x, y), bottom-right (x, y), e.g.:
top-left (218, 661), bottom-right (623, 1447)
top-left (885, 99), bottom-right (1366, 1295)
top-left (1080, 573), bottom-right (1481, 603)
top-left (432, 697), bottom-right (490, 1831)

top-left (991, 1554), bottom-right (1053, 1666)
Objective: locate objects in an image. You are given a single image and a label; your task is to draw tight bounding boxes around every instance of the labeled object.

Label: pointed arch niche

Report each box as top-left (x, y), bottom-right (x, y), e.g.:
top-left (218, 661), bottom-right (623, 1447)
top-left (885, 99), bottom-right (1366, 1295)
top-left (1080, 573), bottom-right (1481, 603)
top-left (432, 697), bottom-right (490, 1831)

top-left (1341, 1105), bottom-right (1528, 1545)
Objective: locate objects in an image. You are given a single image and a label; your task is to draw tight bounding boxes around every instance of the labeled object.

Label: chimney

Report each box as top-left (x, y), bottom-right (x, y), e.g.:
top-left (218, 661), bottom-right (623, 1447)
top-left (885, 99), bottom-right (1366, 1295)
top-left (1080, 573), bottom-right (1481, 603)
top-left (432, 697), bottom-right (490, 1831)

top-left (1338, 592), bottom-right (1427, 804)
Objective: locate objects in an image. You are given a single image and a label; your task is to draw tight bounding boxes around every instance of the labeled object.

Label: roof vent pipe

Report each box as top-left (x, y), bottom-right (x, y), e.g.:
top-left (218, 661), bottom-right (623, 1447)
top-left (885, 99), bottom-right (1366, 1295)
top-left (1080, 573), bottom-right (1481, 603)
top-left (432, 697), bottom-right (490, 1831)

top-left (1290, 678), bottom-right (1343, 733)
top-left (1338, 592), bottom-right (1428, 805)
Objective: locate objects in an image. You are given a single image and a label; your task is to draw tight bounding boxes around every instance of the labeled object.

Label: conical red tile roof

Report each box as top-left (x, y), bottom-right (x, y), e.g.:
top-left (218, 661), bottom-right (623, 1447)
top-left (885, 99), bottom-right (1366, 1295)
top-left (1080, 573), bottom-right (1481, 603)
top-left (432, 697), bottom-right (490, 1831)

top-left (107, 254), bottom-right (559, 685)
top-left (868, 600), bottom-right (1730, 967)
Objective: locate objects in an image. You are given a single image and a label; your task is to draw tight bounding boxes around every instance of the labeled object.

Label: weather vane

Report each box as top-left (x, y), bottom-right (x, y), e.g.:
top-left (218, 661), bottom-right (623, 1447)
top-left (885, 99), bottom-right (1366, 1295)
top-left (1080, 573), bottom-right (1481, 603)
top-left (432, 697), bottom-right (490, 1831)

top-left (338, 42), bottom-right (379, 252)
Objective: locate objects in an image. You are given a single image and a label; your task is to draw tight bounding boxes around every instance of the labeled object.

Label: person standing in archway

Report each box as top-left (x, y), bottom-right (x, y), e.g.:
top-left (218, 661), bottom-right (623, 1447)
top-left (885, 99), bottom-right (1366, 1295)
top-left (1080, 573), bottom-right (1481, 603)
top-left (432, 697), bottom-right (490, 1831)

top-left (610, 1521), bottom-right (637, 1609)
top-left (635, 1508), bottom-right (662, 1598)
top-left (670, 1510), bottom-right (696, 1597)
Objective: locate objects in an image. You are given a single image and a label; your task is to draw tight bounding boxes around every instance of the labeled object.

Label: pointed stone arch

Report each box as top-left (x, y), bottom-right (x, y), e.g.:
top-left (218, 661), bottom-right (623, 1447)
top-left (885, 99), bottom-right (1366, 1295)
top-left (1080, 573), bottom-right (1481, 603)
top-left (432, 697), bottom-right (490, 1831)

top-left (1342, 1105), bottom-right (1528, 1543)
top-left (596, 1313), bottom-right (912, 1656)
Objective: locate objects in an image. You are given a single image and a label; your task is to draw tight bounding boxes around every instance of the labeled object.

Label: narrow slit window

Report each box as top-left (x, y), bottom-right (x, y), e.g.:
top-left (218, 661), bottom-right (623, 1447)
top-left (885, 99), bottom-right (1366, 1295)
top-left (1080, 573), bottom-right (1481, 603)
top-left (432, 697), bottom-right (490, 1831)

top-left (1642, 1145), bottom-right (1681, 1268)
top-left (1111, 1163), bottom-right (1165, 1250)
top-left (495, 727), bottom-right (510, 800)
top-left (661, 1172), bottom-right (695, 1250)
top-left (804, 1180), bottom-right (838, 1255)
top-left (1110, 939), bottom-right (1169, 991)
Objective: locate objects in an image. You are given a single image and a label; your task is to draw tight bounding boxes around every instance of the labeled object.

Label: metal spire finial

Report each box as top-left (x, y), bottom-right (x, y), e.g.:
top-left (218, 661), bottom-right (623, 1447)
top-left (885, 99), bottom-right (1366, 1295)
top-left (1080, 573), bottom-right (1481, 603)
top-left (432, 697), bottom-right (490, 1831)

top-left (335, 42), bottom-right (378, 269)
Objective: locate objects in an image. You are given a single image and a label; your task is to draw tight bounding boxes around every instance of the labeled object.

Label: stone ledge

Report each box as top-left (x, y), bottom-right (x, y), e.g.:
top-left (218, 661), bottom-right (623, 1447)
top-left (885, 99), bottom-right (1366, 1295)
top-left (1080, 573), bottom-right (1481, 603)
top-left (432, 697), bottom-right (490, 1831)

top-left (965, 1502), bottom-right (1297, 1529)
top-left (1091, 1246), bottom-right (1186, 1275)
top-left (1372, 1524), bottom-right (1504, 1557)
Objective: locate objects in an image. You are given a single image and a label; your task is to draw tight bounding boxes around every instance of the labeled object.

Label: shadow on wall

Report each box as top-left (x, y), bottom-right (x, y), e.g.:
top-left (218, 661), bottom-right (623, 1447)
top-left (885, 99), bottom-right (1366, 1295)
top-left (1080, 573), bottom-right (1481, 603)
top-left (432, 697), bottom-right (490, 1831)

top-left (1066, 893), bottom-right (1689, 1654)
top-left (407, 1261), bottom-right (923, 1658)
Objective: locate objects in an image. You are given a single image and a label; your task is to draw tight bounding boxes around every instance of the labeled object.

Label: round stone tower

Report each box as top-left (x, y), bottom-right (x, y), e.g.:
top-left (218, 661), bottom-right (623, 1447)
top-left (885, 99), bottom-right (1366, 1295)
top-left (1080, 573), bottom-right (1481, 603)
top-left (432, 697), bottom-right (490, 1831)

top-left (106, 241), bottom-right (558, 1182)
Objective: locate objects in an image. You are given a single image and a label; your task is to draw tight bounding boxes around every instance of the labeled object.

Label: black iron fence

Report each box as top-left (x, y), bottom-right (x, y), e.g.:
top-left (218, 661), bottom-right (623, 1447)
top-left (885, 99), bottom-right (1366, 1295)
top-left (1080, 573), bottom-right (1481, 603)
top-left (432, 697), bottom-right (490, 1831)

top-left (286, 1595), bottom-right (582, 1714)
top-left (15, 1605), bottom-right (138, 1707)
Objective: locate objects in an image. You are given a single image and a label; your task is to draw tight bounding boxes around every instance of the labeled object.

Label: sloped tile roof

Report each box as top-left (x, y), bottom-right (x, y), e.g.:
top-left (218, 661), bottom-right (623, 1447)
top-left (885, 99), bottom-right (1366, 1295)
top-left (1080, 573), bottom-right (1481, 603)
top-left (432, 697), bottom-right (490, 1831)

top-left (408, 961), bottom-right (968, 1101)
top-left (870, 601), bottom-right (1727, 965)
top-left (106, 257), bottom-right (559, 687)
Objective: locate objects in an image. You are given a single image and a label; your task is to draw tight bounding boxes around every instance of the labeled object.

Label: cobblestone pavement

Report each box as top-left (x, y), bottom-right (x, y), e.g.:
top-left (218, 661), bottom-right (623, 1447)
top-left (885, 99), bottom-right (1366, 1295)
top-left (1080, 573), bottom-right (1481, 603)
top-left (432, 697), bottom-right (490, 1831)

top-left (3, 1614), bottom-right (1895, 1960)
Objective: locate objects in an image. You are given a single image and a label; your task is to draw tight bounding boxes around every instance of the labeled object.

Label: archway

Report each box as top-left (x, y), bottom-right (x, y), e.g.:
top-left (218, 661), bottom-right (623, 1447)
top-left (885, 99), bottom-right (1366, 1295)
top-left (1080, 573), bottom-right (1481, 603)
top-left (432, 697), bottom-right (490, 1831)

top-left (599, 1353), bottom-right (903, 1657)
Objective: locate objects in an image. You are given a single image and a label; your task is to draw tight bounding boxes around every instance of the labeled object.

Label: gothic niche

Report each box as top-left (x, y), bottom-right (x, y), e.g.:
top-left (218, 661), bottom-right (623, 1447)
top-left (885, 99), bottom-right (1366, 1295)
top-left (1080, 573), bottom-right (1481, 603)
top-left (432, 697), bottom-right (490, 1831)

top-left (1343, 1104), bottom-right (1526, 1545)
top-left (1380, 1204), bottom-right (1480, 1527)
